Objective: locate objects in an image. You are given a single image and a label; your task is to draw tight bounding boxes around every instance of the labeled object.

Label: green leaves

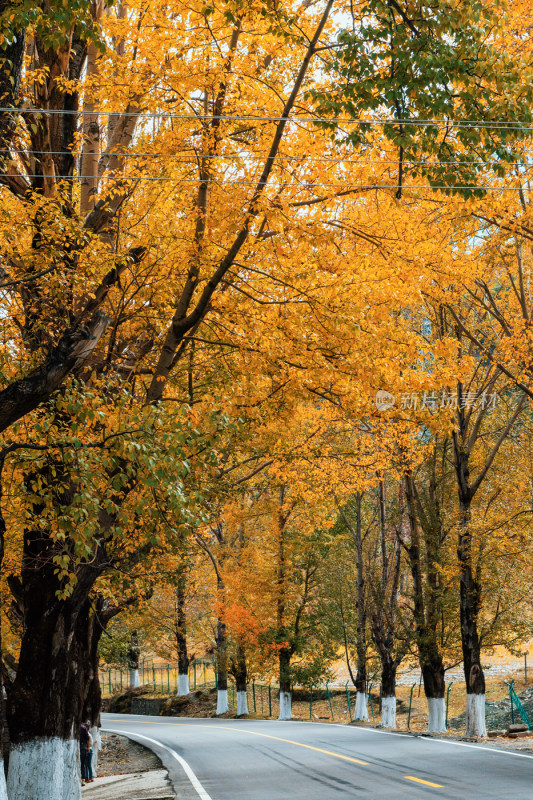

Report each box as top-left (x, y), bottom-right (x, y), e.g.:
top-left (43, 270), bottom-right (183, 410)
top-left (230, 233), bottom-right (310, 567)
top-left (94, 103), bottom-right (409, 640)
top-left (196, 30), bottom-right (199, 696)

top-left (309, 0), bottom-right (533, 197)
top-left (0, 0), bottom-right (112, 52)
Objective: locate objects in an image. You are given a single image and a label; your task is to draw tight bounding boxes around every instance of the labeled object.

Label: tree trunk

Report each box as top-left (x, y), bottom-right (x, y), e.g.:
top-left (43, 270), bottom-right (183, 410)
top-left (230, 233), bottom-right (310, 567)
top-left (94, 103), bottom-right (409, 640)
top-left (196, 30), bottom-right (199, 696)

top-left (216, 616), bottom-right (229, 715)
top-left (278, 648), bottom-right (292, 720)
top-left (458, 498), bottom-right (486, 736)
top-left (353, 493), bottom-right (368, 721)
top-left (234, 644), bottom-right (248, 716)
top-left (379, 653), bottom-right (397, 727)
top-left (374, 639), bottom-right (397, 728)
top-left (0, 7), bottom-right (25, 149)
top-left (176, 577), bottom-right (190, 696)
top-left (371, 481), bottom-right (403, 729)
top-left (404, 472), bottom-right (448, 732)
top-left (127, 630), bottom-right (140, 689)
top-left (421, 656), bottom-right (446, 733)
top-left (81, 606), bottom-right (103, 779)
top-left (0, 501), bottom-right (7, 799)
top-left (455, 446), bottom-right (486, 737)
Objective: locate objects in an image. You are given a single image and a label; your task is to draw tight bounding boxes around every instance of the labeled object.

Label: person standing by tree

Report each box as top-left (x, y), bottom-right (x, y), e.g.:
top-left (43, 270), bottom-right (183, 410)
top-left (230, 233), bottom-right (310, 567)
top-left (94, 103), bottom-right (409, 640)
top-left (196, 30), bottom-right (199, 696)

top-left (79, 723), bottom-right (92, 786)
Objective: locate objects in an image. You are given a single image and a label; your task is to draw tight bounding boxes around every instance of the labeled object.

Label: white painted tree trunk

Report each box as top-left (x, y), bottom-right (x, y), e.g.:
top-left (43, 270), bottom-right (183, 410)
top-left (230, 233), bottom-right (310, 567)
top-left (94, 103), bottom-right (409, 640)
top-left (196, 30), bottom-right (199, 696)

top-left (466, 693), bottom-right (486, 737)
top-left (354, 691), bottom-right (368, 721)
top-left (237, 691), bottom-right (249, 716)
top-left (89, 726), bottom-right (101, 777)
top-left (7, 738), bottom-right (80, 800)
top-left (216, 689), bottom-right (229, 715)
top-left (380, 696), bottom-right (396, 728)
top-left (0, 759), bottom-right (8, 800)
top-left (177, 674), bottom-right (190, 696)
top-left (129, 668), bottom-right (140, 689)
top-left (427, 697), bottom-right (446, 733)
top-left (278, 691), bottom-right (292, 720)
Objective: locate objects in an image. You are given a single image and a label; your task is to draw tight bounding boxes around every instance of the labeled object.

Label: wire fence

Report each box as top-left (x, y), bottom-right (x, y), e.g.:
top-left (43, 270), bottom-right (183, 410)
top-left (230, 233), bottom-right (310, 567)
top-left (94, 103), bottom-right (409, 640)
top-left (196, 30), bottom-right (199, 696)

top-left (100, 658), bottom-right (216, 696)
top-left (99, 658), bottom-right (533, 730)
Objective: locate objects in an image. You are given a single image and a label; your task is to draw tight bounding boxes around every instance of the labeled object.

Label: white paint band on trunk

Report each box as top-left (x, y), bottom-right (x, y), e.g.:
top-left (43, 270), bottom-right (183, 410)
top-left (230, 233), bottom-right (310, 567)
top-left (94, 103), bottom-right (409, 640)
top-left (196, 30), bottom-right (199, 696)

top-left (354, 691), bottom-right (368, 721)
top-left (0, 758), bottom-right (8, 800)
top-left (466, 693), bottom-right (486, 737)
top-left (237, 690), bottom-right (249, 716)
top-left (278, 691), bottom-right (292, 720)
top-left (427, 697), bottom-right (446, 733)
top-left (129, 668), bottom-right (140, 689)
top-left (216, 689), bottom-right (229, 715)
top-left (7, 737), bottom-right (80, 800)
top-left (380, 696), bottom-right (396, 728)
top-left (89, 725), bottom-right (101, 777)
top-left (177, 674), bottom-right (190, 696)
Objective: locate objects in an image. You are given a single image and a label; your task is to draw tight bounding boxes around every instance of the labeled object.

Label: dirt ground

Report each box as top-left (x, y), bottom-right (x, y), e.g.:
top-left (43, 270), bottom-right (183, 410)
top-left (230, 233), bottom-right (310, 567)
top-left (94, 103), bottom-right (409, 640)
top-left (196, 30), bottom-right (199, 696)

top-left (98, 733), bottom-right (162, 776)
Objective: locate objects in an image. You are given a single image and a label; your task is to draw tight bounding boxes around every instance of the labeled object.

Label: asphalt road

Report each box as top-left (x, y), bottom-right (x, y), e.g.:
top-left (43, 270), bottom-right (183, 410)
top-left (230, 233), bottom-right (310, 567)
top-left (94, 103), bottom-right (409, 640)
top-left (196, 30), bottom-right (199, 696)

top-left (102, 714), bottom-right (533, 799)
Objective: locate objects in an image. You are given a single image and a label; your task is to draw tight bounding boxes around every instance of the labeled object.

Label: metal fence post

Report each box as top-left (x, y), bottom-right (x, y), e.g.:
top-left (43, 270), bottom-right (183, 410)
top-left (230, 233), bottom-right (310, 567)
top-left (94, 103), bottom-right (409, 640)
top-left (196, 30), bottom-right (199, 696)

top-left (368, 683), bottom-right (375, 722)
top-left (310, 685), bottom-right (314, 720)
top-left (268, 684), bottom-right (272, 717)
top-left (252, 681), bottom-right (256, 712)
top-left (446, 682), bottom-right (454, 729)
top-left (407, 683), bottom-right (416, 729)
top-left (345, 681), bottom-right (352, 721)
top-left (326, 681), bottom-right (334, 720)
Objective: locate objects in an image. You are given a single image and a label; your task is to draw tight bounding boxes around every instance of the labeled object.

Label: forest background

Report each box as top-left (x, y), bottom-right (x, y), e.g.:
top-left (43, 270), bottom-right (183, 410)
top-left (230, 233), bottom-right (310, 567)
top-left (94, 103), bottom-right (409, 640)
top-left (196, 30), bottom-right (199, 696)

top-left (2, 0), bottom-right (533, 798)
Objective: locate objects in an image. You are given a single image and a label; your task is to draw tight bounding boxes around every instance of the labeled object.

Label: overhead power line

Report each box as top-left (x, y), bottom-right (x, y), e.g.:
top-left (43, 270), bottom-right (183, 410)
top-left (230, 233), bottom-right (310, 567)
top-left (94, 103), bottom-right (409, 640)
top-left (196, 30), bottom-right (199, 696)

top-left (1, 107), bottom-right (533, 130)
top-left (2, 148), bottom-right (531, 168)
top-left (0, 173), bottom-right (528, 191)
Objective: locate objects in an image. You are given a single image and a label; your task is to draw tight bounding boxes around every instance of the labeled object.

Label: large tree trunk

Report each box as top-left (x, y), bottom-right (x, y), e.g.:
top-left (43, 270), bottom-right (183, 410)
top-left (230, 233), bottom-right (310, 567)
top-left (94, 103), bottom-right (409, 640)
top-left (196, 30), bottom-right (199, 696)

top-left (176, 577), bottom-right (190, 696)
top-left (6, 589), bottom-right (98, 800)
top-left (5, 497), bottom-right (106, 800)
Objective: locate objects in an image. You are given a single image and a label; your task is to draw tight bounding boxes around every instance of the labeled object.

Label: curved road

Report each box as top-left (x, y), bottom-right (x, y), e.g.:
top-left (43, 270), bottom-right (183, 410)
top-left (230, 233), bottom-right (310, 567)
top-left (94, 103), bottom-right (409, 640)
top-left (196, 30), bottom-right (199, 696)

top-left (102, 714), bottom-right (533, 799)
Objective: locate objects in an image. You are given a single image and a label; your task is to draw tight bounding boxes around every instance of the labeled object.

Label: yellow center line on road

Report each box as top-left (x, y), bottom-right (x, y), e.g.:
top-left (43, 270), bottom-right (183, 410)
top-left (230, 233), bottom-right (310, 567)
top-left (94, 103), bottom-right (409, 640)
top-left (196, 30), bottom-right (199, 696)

top-left (104, 718), bottom-right (444, 788)
top-left (404, 776), bottom-right (444, 788)
top-left (224, 726), bottom-right (370, 766)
